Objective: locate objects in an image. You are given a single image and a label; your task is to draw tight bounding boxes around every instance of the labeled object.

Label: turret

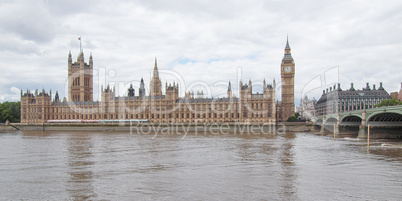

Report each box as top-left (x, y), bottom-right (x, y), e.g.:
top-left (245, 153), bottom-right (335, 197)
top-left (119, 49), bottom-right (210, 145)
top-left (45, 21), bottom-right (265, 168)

top-left (68, 50), bottom-right (72, 64)
top-left (185, 91), bottom-right (194, 99)
top-left (378, 82), bottom-right (384, 90)
top-left (248, 79), bottom-right (252, 92)
top-left (55, 91), bottom-right (60, 102)
top-left (350, 83), bottom-right (355, 91)
top-left (128, 83), bottom-right (135, 97)
top-left (227, 81), bottom-right (232, 98)
top-left (89, 52), bottom-right (93, 68)
top-left (139, 77), bottom-right (146, 98)
top-left (365, 82), bottom-right (371, 90)
top-left (101, 84), bottom-right (115, 102)
top-left (78, 51), bottom-right (84, 63)
top-left (196, 91), bottom-right (204, 99)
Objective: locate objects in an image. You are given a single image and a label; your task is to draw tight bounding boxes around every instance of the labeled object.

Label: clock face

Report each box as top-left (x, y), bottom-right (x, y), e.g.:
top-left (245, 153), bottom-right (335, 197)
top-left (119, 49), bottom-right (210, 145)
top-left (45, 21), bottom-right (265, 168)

top-left (284, 66), bottom-right (292, 73)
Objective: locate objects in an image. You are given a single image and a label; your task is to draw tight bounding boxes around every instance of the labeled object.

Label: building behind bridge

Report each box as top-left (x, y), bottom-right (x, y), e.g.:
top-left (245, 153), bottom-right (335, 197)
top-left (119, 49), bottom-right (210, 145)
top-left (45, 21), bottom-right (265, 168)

top-left (315, 83), bottom-right (391, 116)
top-left (296, 95), bottom-right (317, 121)
top-left (390, 82), bottom-right (402, 101)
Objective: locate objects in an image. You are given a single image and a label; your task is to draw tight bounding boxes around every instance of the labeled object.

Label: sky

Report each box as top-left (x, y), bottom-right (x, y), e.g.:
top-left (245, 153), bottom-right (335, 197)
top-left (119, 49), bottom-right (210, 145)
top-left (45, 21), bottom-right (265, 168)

top-left (1, 0), bottom-right (402, 105)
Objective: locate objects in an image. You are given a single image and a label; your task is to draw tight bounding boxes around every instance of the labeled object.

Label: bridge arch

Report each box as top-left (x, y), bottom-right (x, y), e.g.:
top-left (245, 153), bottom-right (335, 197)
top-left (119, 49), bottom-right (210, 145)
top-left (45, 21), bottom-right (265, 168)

top-left (325, 117), bottom-right (337, 124)
top-left (340, 115), bottom-right (362, 126)
top-left (367, 112), bottom-right (402, 127)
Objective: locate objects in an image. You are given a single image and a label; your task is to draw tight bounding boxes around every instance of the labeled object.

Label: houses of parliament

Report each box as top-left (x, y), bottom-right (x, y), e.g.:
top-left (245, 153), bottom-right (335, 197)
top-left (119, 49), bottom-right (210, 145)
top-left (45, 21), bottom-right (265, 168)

top-left (20, 39), bottom-right (295, 124)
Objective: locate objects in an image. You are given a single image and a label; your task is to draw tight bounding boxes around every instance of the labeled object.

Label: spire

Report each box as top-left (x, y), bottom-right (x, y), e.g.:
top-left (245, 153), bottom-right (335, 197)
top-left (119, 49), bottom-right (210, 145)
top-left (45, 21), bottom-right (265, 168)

top-left (89, 52), bottom-right (93, 66)
top-left (154, 57), bottom-right (158, 71)
top-left (263, 78), bottom-right (266, 88)
top-left (68, 50), bottom-right (72, 64)
top-left (285, 35), bottom-right (290, 50)
top-left (228, 81), bottom-right (232, 91)
top-left (152, 57), bottom-right (159, 78)
top-left (283, 36), bottom-right (292, 60)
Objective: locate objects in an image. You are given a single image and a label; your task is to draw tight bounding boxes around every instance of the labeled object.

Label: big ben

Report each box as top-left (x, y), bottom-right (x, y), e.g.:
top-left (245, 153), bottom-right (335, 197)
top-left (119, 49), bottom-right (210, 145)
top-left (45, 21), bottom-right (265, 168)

top-left (281, 37), bottom-right (295, 121)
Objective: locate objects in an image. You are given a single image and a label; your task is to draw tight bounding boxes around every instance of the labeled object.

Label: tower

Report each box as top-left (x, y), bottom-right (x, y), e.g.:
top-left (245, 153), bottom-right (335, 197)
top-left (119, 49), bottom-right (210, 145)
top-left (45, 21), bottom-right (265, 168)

top-left (281, 36), bottom-right (295, 121)
top-left (68, 51), bottom-right (93, 102)
top-left (166, 82), bottom-right (179, 100)
top-left (150, 57), bottom-right (162, 96)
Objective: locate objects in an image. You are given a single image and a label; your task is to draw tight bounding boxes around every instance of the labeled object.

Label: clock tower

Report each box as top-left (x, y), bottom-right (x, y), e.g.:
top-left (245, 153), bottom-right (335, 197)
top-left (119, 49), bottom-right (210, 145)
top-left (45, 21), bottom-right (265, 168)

top-left (280, 37), bottom-right (295, 121)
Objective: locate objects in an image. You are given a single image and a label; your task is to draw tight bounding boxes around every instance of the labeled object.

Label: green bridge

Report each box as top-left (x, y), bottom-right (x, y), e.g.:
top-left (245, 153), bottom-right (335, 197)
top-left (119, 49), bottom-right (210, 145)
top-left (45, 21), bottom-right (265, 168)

top-left (314, 105), bottom-right (402, 138)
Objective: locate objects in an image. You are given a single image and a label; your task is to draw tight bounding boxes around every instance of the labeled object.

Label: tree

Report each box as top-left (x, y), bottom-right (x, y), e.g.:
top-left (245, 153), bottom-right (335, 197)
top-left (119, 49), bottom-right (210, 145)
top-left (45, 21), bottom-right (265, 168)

top-left (375, 98), bottom-right (402, 107)
top-left (294, 112), bottom-right (300, 119)
top-left (287, 116), bottom-right (298, 122)
top-left (0, 101), bottom-right (21, 123)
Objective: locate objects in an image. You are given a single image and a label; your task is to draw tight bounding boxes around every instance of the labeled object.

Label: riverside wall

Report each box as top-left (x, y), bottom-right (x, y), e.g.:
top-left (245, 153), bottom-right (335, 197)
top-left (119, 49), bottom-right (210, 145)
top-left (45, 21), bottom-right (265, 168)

top-left (1, 122), bottom-right (315, 133)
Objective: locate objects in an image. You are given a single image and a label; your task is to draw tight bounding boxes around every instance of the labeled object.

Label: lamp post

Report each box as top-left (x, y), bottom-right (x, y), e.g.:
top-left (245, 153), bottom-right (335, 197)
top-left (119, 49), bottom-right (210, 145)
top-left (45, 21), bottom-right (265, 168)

top-left (359, 92), bottom-right (370, 145)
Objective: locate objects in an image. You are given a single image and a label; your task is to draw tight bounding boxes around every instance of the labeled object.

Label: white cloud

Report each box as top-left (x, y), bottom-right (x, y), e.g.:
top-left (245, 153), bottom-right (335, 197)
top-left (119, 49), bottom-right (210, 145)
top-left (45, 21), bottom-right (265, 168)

top-left (0, 87), bottom-right (21, 101)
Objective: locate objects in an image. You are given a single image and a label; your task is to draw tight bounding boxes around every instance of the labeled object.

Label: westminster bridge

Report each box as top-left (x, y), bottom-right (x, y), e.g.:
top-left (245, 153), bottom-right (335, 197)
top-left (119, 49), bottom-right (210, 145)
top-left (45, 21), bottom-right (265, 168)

top-left (314, 105), bottom-right (402, 138)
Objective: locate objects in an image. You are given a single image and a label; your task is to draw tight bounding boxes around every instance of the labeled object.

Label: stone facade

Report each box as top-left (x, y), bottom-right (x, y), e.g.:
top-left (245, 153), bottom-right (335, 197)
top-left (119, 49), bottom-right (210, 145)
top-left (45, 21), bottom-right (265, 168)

top-left (296, 96), bottom-right (316, 121)
top-left (21, 39), bottom-right (295, 124)
top-left (68, 51), bottom-right (93, 102)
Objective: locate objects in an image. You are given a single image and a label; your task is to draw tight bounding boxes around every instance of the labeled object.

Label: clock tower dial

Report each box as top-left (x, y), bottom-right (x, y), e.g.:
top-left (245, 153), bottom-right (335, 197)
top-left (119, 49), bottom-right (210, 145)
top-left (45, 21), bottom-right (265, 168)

top-left (280, 37), bottom-right (295, 121)
top-left (284, 66), bottom-right (292, 73)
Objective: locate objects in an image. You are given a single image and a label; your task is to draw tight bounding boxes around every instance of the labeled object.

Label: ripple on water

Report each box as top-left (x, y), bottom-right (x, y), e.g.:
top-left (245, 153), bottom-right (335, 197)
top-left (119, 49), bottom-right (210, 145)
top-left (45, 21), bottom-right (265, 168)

top-left (0, 131), bottom-right (401, 200)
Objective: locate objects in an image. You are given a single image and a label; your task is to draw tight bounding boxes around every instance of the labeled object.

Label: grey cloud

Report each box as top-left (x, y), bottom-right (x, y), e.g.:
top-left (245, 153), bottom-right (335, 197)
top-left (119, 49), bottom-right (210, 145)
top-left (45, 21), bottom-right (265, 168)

top-left (0, 1), bottom-right (57, 43)
top-left (1, 0), bottom-right (402, 102)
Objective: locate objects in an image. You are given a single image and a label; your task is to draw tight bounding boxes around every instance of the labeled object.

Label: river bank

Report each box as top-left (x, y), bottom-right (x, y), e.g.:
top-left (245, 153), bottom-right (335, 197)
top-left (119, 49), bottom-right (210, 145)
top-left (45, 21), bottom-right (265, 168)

top-left (1, 122), bottom-right (314, 133)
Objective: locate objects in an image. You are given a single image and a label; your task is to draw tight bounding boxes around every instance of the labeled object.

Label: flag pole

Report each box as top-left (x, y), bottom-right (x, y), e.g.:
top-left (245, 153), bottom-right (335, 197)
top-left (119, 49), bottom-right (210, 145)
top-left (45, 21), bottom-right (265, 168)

top-left (78, 36), bottom-right (82, 52)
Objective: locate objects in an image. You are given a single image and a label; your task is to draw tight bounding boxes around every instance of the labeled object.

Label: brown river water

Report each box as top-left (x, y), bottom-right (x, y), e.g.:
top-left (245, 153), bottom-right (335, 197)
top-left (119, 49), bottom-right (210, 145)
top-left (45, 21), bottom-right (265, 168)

top-left (0, 131), bottom-right (401, 200)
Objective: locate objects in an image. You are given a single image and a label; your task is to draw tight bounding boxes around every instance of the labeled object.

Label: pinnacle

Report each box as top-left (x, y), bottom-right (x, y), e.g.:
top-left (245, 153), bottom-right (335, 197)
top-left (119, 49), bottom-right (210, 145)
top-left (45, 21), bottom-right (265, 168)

top-left (285, 36), bottom-right (291, 49)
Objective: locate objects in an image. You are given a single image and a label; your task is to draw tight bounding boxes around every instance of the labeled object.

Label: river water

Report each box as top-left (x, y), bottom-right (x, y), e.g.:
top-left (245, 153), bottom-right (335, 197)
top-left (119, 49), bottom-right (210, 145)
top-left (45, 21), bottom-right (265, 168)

top-left (0, 131), bottom-right (401, 200)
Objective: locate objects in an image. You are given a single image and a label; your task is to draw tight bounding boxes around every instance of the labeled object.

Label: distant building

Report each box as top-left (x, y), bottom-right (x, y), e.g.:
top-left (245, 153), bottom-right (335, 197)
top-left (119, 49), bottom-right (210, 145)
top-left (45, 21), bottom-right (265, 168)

top-left (296, 95), bottom-right (316, 121)
top-left (390, 92), bottom-right (398, 99)
top-left (315, 82), bottom-right (390, 116)
top-left (391, 82), bottom-right (402, 101)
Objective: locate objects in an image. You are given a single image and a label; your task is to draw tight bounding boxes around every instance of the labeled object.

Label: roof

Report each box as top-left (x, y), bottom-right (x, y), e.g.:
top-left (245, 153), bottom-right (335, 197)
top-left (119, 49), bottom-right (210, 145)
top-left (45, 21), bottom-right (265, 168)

top-left (317, 88), bottom-right (390, 104)
top-left (285, 37), bottom-right (291, 49)
top-left (283, 54), bottom-right (293, 61)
